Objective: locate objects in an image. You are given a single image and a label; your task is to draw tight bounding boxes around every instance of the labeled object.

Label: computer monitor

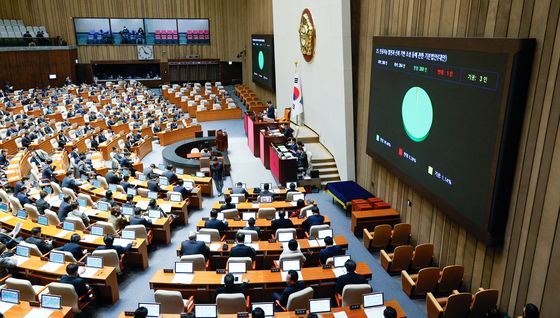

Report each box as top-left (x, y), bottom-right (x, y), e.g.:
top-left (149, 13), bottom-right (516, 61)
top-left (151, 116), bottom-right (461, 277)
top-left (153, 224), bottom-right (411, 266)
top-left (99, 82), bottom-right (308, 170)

top-left (292, 193), bottom-right (305, 202)
top-left (90, 225), bottom-right (104, 236)
top-left (97, 201), bottom-right (109, 212)
top-left (148, 191), bottom-right (158, 199)
top-left (81, 175), bottom-right (88, 182)
top-left (16, 210), bottom-right (26, 220)
top-left (15, 245), bottom-right (29, 258)
top-left (230, 196), bottom-right (239, 204)
top-left (196, 234), bottom-right (211, 243)
top-left (260, 196), bottom-right (272, 203)
top-left (170, 193), bottom-right (182, 202)
top-left (108, 184), bottom-right (117, 192)
top-left (196, 172), bottom-right (206, 178)
top-left (121, 230), bottom-right (136, 240)
top-left (363, 292), bottom-right (384, 308)
top-left (49, 251), bottom-right (65, 264)
top-left (286, 182), bottom-right (297, 189)
top-left (92, 180), bottom-right (101, 188)
top-left (244, 235), bottom-right (252, 244)
top-left (0, 289), bottom-right (19, 304)
top-left (0, 202), bottom-right (7, 212)
top-left (176, 168), bottom-right (184, 175)
top-left (175, 261), bottom-right (194, 274)
top-left (86, 256), bottom-right (103, 269)
top-left (62, 221), bottom-right (75, 232)
top-left (318, 229), bottom-right (333, 240)
top-left (41, 294), bottom-right (62, 310)
top-left (242, 212), bottom-right (256, 221)
top-left (184, 181), bottom-right (195, 190)
top-left (281, 259), bottom-right (301, 272)
top-left (333, 255), bottom-right (351, 268)
top-left (148, 210), bottom-right (161, 219)
top-left (251, 302), bottom-right (274, 317)
top-left (138, 302), bottom-right (161, 318)
top-left (127, 188), bottom-right (137, 195)
top-left (37, 215), bottom-right (48, 226)
top-left (260, 183), bottom-right (273, 190)
top-left (309, 298), bottom-right (331, 314)
top-left (195, 305), bottom-right (217, 318)
top-left (44, 187), bottom-right (52, 195)
top-left (228, 261), bottom-right (247, 274)
top-left (77, 198), bottom-right (87, 207)
top-left (278, 232), bottom-right (294, 242)
top-left (122, 205), bottom-right (134, 216)
top-left (139, 175), bottom-right (147, 181)
top-left (159, 177), bottom-right (169, 186)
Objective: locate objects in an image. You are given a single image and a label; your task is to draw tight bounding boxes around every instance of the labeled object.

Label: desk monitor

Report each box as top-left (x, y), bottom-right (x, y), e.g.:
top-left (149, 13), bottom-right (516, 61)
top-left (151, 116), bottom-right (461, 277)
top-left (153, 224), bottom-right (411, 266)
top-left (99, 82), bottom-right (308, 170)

top-left (44, 187), bottom-right (52, 195)
top-left (252, 302), bottom-right (274, 317)
top-left (260, 183), bottom-right (273, 191)
top-left (62, 221), bottom-right (75, 232)
top-left (230, 196), bottom-right (239, 204)
top-left (148, 210), bottom-right (161, 219)
top-left (196, 234), bottom-right (211, 243)
top-left (15, 245), bottom-right (29, 258)
top-left (122, 230), bottom-right (136, 240)
top-left (363, 292), bottom-right (384, 308)
top-left (242, 212), bottom-right (256, 221)
top-left (170, 193), bottom-right (182, 202)
top-left (86, 256), bottom-right (103, 269)
top-left (196, 172), bottom-right (205, 178)
top-left (244, 235), bottom-right (252, 244)
top-left (228, 262), bottom-right (247, 274)
top-left (158, 164), bottom-right (166, 170)
top-left (127, 188), bottom-right (137, 195)
top-left (292, 193), bottom-right (305, 202)
top-left (318, 229), bottom-right (333, 240)
top-left (176, 168), bottom-right (184, 175)
top-left (97, 201), bottom-right (109, 212)
top-left (175, 261), bottom-right (194, 274)
top-left (139, 175), bottom-right (147, 181)
top-left (80, 175), bottom-right (88, 182)
top-left (0, 202), bottom-right (7, 212)
top-left (281, 259), bottom-right (301, 272)
top-left (260, 196), bottom-right (272, 203)
top-left (92, 180), bottom-right (101, 188)
top-left (49, 251), bottom-right (65, 264)
top-left (123, 170), bottom-right (130, 177)
top-left (278, 232), bottom-right (294, 242)
top-left (184, 181), bottom-right (195, 190)
top-left (333, 255), bottom-right (351, 268)
top-left (0, 289), bottom-right (19, 304)
top-left (108, 184), bottom-right (117, 192)
top-left (286, 182), bottom-right (297, 189)
top-left (122, 205), bottom-right (134, 216)
top-left (90, 225), bottom-right (104, 236)
top-left (37, 215), bottom-right (48, 226)
top-left (41, 294), bottom-right (62, 310)
top-left (309, 298), bottom-right (331, 313)
top-left (58, 193), bottom-right (64, 200)
top-left (159, 177), bottom-right (169, 186)
top-left (77, 198), bottom-right (87, 207)
top-left (138, 302), bottom-right (161, 318)
top-left (148, 191), bottom-right (158, 199)
top-left (195, 304), bottom-right (217, 318)
top-left (16, 210), bottom-right (26, 220)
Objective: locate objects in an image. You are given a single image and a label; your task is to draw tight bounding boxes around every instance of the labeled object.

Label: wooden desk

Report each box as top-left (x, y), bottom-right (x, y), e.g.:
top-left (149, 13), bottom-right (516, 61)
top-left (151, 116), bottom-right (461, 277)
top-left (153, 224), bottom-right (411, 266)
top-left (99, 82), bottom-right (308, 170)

top-left (150, 263), bottom-right (372, 303)
top-left (2, 301), bottom-right (73, 318)
top-left (111, 122), bottom-right (130, 134)
top-left (132, 168), bottom-right (211, 200)
top-left (270, 145), bottom-right (298, 185)
top-left (6, 150), bottom-right (31, 187)
top-left (99, 133), bottom-right (126, 160)
top-left (196, 107), bottom-right (243, 122)
top-left (351, 209), bottom-right (401, 236)
top-left (0, 136), bottom-right (18, 155)
top-left (64, 132), bottom-right (93, 153)
top-left (158, 125), bottom-right (203, 146)
top-left (260, 132), bottom-right (286, 169)
top-left (210, 201), bottom-right (312, 212)
top-left (131, 136), bottom-right (153, 160)
top-left (29, 133), bottom-right (58, 154)
top-left (247, 116), bottom-right (274, 157)
top-left (223, 187), bottom-right (306, 202)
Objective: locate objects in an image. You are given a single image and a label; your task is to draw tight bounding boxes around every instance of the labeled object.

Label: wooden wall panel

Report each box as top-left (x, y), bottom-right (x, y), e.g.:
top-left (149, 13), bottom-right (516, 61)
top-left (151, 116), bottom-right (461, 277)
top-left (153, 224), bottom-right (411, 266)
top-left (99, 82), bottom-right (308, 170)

top-left (354, 0), bottom-right (560, 317)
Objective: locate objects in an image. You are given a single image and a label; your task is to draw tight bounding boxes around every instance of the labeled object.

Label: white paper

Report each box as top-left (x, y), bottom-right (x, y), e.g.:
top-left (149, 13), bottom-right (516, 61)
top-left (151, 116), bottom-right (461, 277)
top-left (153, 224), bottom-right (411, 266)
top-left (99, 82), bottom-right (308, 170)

top-left (113, 238), bottom-right (132, 247)
top-left (333, 311), bottom-right (349, 318)
top-left (246, 243), bottom-right (259, 251)
top-left (332, 267), bottom-right (348, 278)
top-left (280, 270), bottom-right (302, 281)
top-left (364, 307), bottom-right (387, 318)
top-left (308, 240), bottom-right (320, 248)
top-left (13, 255), bottom-right (29, 266)
top-left (82, 235), bottom-right (98, 243)
top-left (135, 201), bottom-right (149, 210)
top-left (39, 262), bottom-right (64, 272)
top-left (0, 301), bottom-right (14, 313)
top-left (209, 243), bottom-right (221, 251)
top-left (172, 273), bottom-right (194, 284)
top-left (55, 230), bottom-right (70, 238)
top-left (78, 266), bottom-right (99, 278)
top-left (160, 204), bottom-right (172, 213)
top-left (24, 308), bottom-right (55, 318)
top-left (252, 203), bottom-right (259, 208)
top-left (0, 216), bottom-right (12, 222)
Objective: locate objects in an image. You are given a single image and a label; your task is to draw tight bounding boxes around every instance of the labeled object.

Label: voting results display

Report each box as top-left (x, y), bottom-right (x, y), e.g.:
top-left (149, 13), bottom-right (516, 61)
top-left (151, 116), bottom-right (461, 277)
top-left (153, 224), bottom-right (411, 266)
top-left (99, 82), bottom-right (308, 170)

top-left (252, 34), bottom-right (276, 91)
top-left (366, 37), bottom-right (535, 244)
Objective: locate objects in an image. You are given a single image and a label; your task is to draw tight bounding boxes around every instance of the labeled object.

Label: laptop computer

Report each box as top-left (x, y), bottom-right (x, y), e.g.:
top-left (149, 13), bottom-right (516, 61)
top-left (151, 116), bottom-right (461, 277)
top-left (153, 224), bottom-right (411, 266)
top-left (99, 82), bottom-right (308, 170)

top-left (286, 182), bottom-right (297, 189)
top-left (0, 289), bottom-right (19, 304)
top-left (196, 234), bottom-right (211, 243)
top-left (43, 186), bottom-right (52, 195)
top-left (196, 172), bottom-right (205, 178)
top-left (228, 262), bottom-right (247, 274)
top-left (363, 292), bottom-right (384, 308)
top-left (148, 210), bottom-right (161, 219)
top-left (278, 232), bottom-right (294, 242)
top-left (333, 255), bottom-right (351, 268)
top-left (77, 198), bottom-right (87, 207)
top-left (260, 183), bottom-right (273, 190)
top-left (49, 251), bottom-right (65, 264)
top-left (195, 304), bottom-right (217, 318)
top-left (230, 196), bottom-right (239, 204)
top-left (121, 230), bottom-right (136, 240)
top-left (62, 221), bottom-right (75, 232)
top-left (175, 261), bottom-right (194, 274)
top-left (138, 175), bottom-right (147, 181)
top-left (15, 246), bottom-right (29, 258)
top-left (108, 184), bottom-right (117, 192)
top-left (260, 196), bottom-right (273, 203)
top-left (309, 298), bottom-right (331, 313)
top-left (41, 294), bottom-right (62, 310)
top-left (170, 193), bottom-right (182, 202)
top-left (176, 168), bottom-right (184, 175)
top-left (318, 229), bottom-right (333, 240)
top-left (97, 201), bottom-right (110, 212)
top-left (242, 212), bottom-right (256, 221)
top-left (184, 181), bottom-right (195, 190)
top-left (138, 302), bottom-right (161, 318)
top-left (148, 191), bottom-right (158, 200)
top-left (159, 177), bottom-right (169, 186)
top-left (90, 225), bottom-right (104, 236)
top-left (37, 215), bottom-right (48, 226)
top-left (0, 202), bottom-right (8, 212)
top-left (281, 259), bottom-right (301, 272)
top-left (86, 256), bottom-right (103, 269)
top-left (292, 193), bottom-right (305, 202)
top-left (122, 205), bottom-right (134, 216)
top-left (16, 210), bottom-right (26, 220)
top-left (127, 188), bottom-right (137, 195)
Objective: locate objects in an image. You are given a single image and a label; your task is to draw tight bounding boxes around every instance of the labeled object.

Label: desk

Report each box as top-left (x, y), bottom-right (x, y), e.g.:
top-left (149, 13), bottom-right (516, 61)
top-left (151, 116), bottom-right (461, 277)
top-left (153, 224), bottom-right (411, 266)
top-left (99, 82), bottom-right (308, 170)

top-left (325, 181), bottom-right (375, 214)
top-left (2, 301), bottom-right (73, 317)
top-left (210, 201), bottom-right (312, 212)
top-left (64, 132), bottom-right (93, 153)
top-left (269, 145), bottom-right (298, 185)
top-left (5, 150), bottom-right (31, 187)
top-left (131, 137), bottom-right (153, 160)
top-left (223, 187), bottom-right (306, 201)
top-left (99, 133), bottom-right (126, 160)
top-left (260, 131), bottom-right (286, 169)
top-left (30, 133), bottom-right (58, 154)
top-left (0, 136), bottom-right (18, 155)
top-left (158, 125), bottom-right (203, 146)
top-left (149, 263), bottom-right (372, 303)
top-left (247, 116), bottom-right (274, 157)
top-left (351, 209), bottom-right (401, 236)
top-left (127, 176), bottom-right (203, 210)
top-left (196, 107), bottom-right (242, 122)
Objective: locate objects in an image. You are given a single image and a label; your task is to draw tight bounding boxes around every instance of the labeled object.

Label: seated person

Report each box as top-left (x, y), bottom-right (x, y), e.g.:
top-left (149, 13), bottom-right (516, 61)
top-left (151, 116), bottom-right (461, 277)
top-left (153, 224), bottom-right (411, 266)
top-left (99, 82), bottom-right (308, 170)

top-left (143, 163), bottom-right (158, 179)
top-left (213, 272), bottom-right (249, 301)
top-left (204, 209), bottom-right (228, 231)
top-left (181, 231), bottom-right (211, 259)
top-left (35, 190), bottom-right (51, 215)
top-left (0, 149), bottom-right (8, 167)
top-left (162, 164), bottom-right (178, 184)
top-left (243, 217), bottom-right (261, 237)
top-left (134, 307), bottom-right (148, 318)
top-left (383, 307), bottom-right (397, 318)
top-left (263, 101), bottom-right (276, 122)
top-left (302, 206), bottom-right (325, 232)
top-left (16, 186), bottom-right (33, 206)
top-left (259, 183), bottom-right (274, 201)
top-left (252, 308), bottom-right (265, 318)
top-left (147, 199), bottom-right (166, 217)
top-left (280, 239), bottom-right (306, 263)
top-left (173, 179), bottom-right (192, 199)
top-left (61, 171), bottom-right (81, 192)
top-left (60, 263), bottom-right (93, 299)
top-left (13, 176), bottom-right (29, 196)
top-left (25, 227), bottom-right (53, 254)
top-left (57, 234), bottom-right (85, 261)
top-left (108, 206), bottom-right (127, 232)
top-left (95, 234), bottom-right (132, 257)
top-left (286, 182), bottom-right (298, 193)
top-left (120, 175), bottom-right (131, 193)
top-left (130, 207), bottom-right (152, 227)
top-left (271, 211), bottom-right (294, 233)
top-left (290, 199), bottom-right (306, 218)
top-left (105, 169), bottom-right (122, 185)
top-left (231, 182), bottom-right (248, 196)
top-left (98, 190), bottom-right (117, 207)
top-left (319, 236), bottom-right (344, 264)
top-left (57, 194), bottom-right (73, 221)
top-left (273, 270), bottom-right (305, 309)
top-left (40, 159), bottom-right (55, 182)
top-left (147, 175), bottom-right (162, 193)
top-left (335, 259), bottom-right (367, 293)
top-left (220, 195), bottom-right (236, 211)
top-left (68, 202), bottom-right (90, 227)
top-left (230, 232), bottom-right (256, 259)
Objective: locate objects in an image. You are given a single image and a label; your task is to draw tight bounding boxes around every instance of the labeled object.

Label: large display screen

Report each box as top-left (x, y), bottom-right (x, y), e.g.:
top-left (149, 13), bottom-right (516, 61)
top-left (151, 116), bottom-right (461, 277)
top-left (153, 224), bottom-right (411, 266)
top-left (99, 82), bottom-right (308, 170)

top-left (252, 34), bottom-right (275, 91)
top-left (366, 37), bottom-right (535, 244)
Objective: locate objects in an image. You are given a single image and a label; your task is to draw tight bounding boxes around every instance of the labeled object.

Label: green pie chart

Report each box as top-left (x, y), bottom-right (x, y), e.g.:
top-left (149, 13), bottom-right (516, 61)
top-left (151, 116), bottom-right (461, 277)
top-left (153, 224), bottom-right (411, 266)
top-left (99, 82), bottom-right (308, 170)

top-left (402, 86), bottom-right (433, 142)
top-left (258, 51), bottom-right (265, 70)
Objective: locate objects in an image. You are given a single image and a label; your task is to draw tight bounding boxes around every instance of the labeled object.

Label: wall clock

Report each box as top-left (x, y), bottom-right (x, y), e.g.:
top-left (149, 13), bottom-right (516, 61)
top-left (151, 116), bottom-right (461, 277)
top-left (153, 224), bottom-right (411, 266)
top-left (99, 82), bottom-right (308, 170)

top-left (137, 45), bottom-right (154, 60)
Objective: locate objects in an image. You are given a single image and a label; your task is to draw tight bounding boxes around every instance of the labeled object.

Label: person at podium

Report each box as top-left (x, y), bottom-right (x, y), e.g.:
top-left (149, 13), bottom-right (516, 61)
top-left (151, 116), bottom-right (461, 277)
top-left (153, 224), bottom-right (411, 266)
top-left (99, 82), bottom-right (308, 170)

top-left (263, 101), bottom-right (276, 123)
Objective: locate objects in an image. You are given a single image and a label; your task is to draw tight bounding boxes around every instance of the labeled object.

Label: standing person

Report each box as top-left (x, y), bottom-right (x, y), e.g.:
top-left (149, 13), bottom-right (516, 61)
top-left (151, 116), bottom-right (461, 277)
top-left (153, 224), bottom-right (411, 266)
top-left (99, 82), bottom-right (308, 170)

top-left (210, 157), bottom-right (224, 196)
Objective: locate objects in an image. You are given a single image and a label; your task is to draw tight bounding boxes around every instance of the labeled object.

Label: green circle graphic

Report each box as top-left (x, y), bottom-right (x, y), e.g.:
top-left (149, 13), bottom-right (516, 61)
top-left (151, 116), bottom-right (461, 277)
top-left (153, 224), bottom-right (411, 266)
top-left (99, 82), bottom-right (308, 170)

top-left (258, 51), bottom-right (265, 70)
top-left (401, 86), bottom-right (433, 142)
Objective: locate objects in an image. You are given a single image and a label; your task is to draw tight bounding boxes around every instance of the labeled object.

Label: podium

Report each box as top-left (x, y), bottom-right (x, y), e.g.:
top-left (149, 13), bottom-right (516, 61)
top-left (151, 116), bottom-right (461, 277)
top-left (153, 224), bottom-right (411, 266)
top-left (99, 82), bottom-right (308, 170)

top-left (269, 144), bottom-right (298, 184)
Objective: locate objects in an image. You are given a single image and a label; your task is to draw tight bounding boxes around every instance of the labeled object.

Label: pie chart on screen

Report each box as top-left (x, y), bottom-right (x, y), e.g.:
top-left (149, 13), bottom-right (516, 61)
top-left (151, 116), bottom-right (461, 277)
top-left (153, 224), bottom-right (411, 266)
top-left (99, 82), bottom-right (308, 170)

top-left (258, 51), bottom-right (265, 70)
top-left (401, 86), bottom-right (433, 142)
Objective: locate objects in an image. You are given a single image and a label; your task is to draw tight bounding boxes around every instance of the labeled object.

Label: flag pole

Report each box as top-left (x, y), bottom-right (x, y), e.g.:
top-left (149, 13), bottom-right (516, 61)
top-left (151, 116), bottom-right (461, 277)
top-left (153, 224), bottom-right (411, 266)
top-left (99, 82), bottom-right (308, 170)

top-left (294, 60), bottom-right (300, 127)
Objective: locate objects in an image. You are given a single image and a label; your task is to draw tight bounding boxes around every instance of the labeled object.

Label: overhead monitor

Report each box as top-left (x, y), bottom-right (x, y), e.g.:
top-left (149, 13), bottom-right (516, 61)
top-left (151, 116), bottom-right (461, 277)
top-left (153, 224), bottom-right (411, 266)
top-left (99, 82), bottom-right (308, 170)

top-left (252, 34), bottom-right (276, 91)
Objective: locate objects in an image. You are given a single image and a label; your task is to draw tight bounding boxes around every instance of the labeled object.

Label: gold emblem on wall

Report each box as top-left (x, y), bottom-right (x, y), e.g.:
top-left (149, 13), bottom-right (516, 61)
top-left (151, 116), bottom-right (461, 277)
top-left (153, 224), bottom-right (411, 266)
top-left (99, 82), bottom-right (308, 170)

top-left (299, 8), bottom-right (316, 62)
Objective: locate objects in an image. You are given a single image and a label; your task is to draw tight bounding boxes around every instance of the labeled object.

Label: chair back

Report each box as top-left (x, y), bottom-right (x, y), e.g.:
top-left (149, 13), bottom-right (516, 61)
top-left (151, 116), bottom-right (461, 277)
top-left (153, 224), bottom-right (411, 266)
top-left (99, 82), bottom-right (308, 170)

top-left (180, 254), bottom-right (206, 271)
top-left (442, 293), bottom-right (471, 318)
top-left (468, 289), bottom-right (499, 318)
top-left (391, 223), bottom-right (411, 246)
top-left (5, 278), bottom-right (37, 301)
top-left (222, 209), bottom-right (239, 219)
top-left (237, 229), bottom-right (258, 241)
top-left (309, 224), bottom-right (330, 238)
top-left (19, 241), bottom-right (43, 257)
top-left (411, 243), bottom-right (434, 270)
top-left (275, 228), bottom-right (296, 239)
top-left (77, 193), bottom-right (95, 206)
top-left (154, 290), bottom-right (185, 314)
top-left (0, 189), bottom-right (10, 204)
top-left (372, 224), bottom-right (392, 249)
top-left (45, 209), bottom-right (61, 225)
top-left (299, 205), bottom-right (313, 218)
top-left (414, 267), bottom-right (440, 296)
top-left (198, 228), bottom-right (221, 241)
top-left (93, 221), bottom-right (116, 235)
top-left (216, 293), bottom-right (246, 314)
top-left (278, 252), bottom-right (306, 265)
top-left (390, 245), bottom-right (414, 272)
top-left (96, 175), bottom-right (109, 189)
top-left (341, 284), bottom-right (372, 306)
top-left (46, 282), bottom-right (80, 312)
top-left (124, 225), bottom-right (148, 239)
top-left (60, 250), bottom-right (77, 262)
top-left (286, 287), bottom-right (314, 311)
top-left (50, 182), bottom-right (62, 195)
top-left (92, 249), bottom-right (121, 273)
top-left (65, 216), bottom-right (86, 231)
top-left (257, 208), bottom-right (276, 219)
top-left (437, 265), bottom-right (464, 295)
top-left (23, 203), bottom-right (40, 222)
top-left (227, 257), bottom-right (252, 270)
top-left (9, 196), bottom-right (22, 214)
top-left (137, 188), bottom-right (149, 198)
top-left (286, 192), bottom-right (303, 202)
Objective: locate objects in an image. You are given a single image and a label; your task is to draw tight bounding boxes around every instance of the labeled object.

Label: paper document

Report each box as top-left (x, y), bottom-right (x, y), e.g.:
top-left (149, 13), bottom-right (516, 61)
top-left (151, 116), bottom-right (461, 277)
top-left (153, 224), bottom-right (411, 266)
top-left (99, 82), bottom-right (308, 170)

top-left (364, 307), bottom-right (387, 318)
top-left (113, 238), bottom-right (132, 247)
top-left (13, 255), bottom-right (29, 266)
top-left (333, 311), bottom-right (348, 318)
top-left (39, 262), bottom-right (64, 272)
top-left (0, 302), bottom-right (14, 313)
top-left (172, 274), bottom-right (194, 284)
top-left (82, 235), bottom-right (98, 243)
top-left (55, 230), bottom-right (71, 238)
top-left (209, 243), bottom-right (221, 251)
top-left (79, 266), bottom-right (99, 278)
top-left (24, 308), bottom-right (55, 318)
top-left (307, 240), bottom-right (320, 248)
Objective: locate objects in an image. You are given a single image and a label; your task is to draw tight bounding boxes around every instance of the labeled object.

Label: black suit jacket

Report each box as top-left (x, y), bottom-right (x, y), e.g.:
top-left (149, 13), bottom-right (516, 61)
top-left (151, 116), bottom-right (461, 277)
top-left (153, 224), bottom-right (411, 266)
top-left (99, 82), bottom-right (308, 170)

top-left (60, 275), bottom-right (89, 297)
top-left (58, 242), bottom-right (84, 261)
top-left (335, 272), bottom-right (368, 293)
top-left (271, 218), bottom-right (294, 233)
top-left (279, 282), bottom-right (305, 307)
top-left (181, 240), bottom-right (211, 259)
top-left (147, 180), bottom-right (161, 192)
top-left (214, 283), bottom-right (248, 301)
top-left (205, 218), bottom-right (228, 231)
top-left (302, 215), bottom-right (325, 232)
top-left (319, 245), bottom-right (344, 264)
top-left (230, 243), bottom-right (256, 259)
top-left (95, 244), bottom-right (131, 257)
top-left (129, 215), bottom-right (152, 227)
top-left (25, 236), bottom-right (52, 254)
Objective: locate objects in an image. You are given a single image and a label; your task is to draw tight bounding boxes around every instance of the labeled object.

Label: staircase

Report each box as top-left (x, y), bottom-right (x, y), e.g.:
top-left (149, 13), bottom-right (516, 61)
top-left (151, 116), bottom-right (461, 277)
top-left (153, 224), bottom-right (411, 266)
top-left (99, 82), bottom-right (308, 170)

top-left (312, 158), bottom-right (341, 186)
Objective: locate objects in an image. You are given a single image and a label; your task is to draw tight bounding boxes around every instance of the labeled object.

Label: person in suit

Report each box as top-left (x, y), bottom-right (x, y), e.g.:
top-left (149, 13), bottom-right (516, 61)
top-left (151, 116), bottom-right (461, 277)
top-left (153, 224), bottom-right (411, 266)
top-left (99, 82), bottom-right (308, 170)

top-left (280, 239), bottom-right (306, 263)
top-left (16, 187), bottom-right (33, 206)
top-left (210, 157), bottom-right (225, 196)
top-left (296, 147), bottom-right (308, 172)
top-left (25, 227), bottom-right (53, 254)
top-left (220, 196), bottom-right (236, 211)
top-left (252, 308), bottom-right (265, 318)
top-left (60, 263), bottom-right (92, 298)
top-left (0, 150), bottom-right (8, 167)
top-left (243, 217), bottom-right (261, 238)
top-left (129, 207), bottom-right (152, 228)
top-left (95, 234), bottom-right (132, 257)
top-left (231, 182), bottom-right (248, 196)
top-left (134, 307), bottom-right (149, 318)
top-left (273, 270), bottom-right (305, 309)
top-left (13, 176), bottom-right (29, 197)
top-left (230, 232), bottom-right (256, 259)
top-left (147, 175), bottom-right (162, 193)
top-left (204, 210), bottom-right (228, 232)
top-left (57, 194), bottom-right (73, 222)
top-left (61, 171), bottom-right (81, 192)
top-left (120, 175), bottom-right (131, 193)
top-left (105, 169), bottom-right (122, 185)
top-left (180, 231), bottom-right (211, 259)
top-left (162, 164), bottom-right (178, 184)
top-left (264, 101), bottom-right (276, 121)
top-left (335, 259), bottom-right (368, 293)
top-left (98, 190), bottom-right (117, 207)
top-left (35, 190), bottom-right (51, 215)
top-left (271, 211), bottom-right (294, 233)
top-left (173, 179), bottom-right (191, 199)
top-left (68, 202), bottom-right (90, 227)
top-left (259, 183), bottom-right (275, 201)
top-left (302, 206), bottom-right (325, 232)
top-left (57, 234), bottom-right (85, 261)
top-left (319, 236), bottom-right (344, 264)
top-left (21, 133), bottom-right (32, 148)
top-left (286, 182), bottom-right (298, 193)
top-left (40, 159), bottom-right (55, 182)
top-left (214, 273), bottom-right (249, 301)
top-left (143, 163), bottom-right (158, 179)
